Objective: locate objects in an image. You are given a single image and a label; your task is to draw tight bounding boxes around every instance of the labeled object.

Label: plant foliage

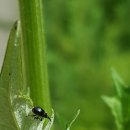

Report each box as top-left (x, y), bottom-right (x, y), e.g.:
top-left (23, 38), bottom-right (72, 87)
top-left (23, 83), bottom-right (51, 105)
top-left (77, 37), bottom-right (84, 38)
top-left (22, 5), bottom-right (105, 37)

top-left (0, 21), bottom-right (55, 130)
top-left (0, 20), bottom-right (79, 130)
top-left (102, 69), bottom-right (130, 130)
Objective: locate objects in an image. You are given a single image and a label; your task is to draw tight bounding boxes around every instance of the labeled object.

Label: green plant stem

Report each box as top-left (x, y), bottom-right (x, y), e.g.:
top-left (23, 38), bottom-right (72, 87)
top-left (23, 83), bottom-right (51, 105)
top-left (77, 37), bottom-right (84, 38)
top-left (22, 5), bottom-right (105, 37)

top-left (19, 0), bottom-right (51, 112)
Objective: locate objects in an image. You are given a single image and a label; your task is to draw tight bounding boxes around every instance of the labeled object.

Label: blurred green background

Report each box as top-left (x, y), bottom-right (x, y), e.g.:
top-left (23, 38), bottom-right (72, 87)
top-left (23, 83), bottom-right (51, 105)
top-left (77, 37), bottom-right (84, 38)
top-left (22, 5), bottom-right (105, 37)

top-left (43, 0), bottom-right (130, 130)
top-left (0, 0), bottom-right (130, 130)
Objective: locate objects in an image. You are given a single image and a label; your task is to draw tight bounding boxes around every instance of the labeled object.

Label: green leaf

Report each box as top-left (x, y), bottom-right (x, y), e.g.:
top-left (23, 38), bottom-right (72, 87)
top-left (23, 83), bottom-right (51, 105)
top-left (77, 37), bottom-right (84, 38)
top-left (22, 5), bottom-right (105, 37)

top-left (111, 68), bottom-right (127, 98)
top-left (0, 21), bottom-right (55, 130)
top-left (111, 69), bottom-right (130, 129)
top-left (66, 109), bottom-right (80, 130)
top-left (0, 21), bottom-right (33, 130)
top-left (0, 21), bottom-right (22, 130)
top-left (102, 70), bottom-right (130, 130)
top-left (102, 96), bottom-right (123, 130)
top-left (0, 21), bottom-right (34, 130)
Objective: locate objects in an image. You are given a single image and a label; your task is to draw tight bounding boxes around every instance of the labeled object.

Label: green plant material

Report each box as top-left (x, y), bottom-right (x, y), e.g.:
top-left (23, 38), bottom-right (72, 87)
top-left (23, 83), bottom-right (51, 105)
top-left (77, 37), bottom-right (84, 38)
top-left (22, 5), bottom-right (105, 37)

top-left (19, 0), bottom-right (51, 112)
top-left (111, 68), bottom-right (127, 98)
top-left (55, 112), bottom-right (67, 129)
top-left (102, 96), bottom-right (123, 130)
top-left (102, 69), bottom-right (130, 130)
top-left (0, 21), bottom-right (20, 130)
top-left (0, 21), bottom-right (54, 130)
top-left (0, 20), bottom-right (37, 130)
top-left (66, 109), bottom-right (80, 130)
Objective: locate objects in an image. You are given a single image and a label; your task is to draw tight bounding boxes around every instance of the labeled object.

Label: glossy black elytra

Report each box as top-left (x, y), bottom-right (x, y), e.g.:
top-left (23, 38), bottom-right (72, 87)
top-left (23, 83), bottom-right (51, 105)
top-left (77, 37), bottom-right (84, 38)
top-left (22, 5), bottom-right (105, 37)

top-left (32, 106), bottom-right (51, 121)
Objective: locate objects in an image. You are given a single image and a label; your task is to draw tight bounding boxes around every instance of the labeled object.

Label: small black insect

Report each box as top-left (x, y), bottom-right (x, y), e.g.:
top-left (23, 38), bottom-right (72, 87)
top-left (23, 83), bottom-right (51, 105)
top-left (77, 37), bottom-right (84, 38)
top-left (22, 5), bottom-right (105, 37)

top-left (32, 106), bottom-right (51, 121)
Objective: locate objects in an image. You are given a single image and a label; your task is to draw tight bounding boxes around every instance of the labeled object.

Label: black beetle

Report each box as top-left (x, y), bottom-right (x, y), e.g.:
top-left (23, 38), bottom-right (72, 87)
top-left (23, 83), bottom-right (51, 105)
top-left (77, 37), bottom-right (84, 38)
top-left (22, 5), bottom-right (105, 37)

top-left (32, 106), bottom-right (51, 121)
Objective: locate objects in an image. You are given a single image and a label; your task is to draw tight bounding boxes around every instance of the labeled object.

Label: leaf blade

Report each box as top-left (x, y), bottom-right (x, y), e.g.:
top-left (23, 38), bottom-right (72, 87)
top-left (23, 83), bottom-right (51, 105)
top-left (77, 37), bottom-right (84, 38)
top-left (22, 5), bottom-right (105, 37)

top-left (0, 21), bottom-right (20, 130)
top-left (66, 109), bottom-right (80, 130)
